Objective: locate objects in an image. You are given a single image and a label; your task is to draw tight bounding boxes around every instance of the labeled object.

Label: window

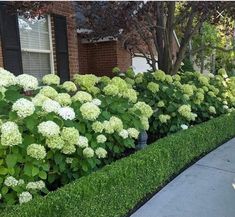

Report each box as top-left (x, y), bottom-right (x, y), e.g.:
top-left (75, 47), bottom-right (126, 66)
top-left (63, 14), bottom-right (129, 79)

top-left (18, 15), bottom-right (54, 79)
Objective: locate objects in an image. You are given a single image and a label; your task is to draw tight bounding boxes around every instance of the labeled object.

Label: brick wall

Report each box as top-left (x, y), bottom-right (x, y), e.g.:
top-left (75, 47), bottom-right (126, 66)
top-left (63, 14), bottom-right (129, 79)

top-left (77, 37), bottom-right (132, 76)
top-left (117, 41), bottom-right (132, 72)
top-left (50, 2), bottom-right (79, 77)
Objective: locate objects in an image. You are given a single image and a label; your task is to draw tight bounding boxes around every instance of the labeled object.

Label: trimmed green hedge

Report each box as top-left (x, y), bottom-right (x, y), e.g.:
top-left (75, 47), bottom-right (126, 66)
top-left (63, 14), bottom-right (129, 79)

top-left (3, 112), bottom-right (235, 217)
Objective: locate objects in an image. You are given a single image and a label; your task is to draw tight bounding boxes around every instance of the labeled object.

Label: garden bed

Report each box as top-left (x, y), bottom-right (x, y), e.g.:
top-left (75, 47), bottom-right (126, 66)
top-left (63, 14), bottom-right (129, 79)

top-left (2, 112), bottom-right (235, 217)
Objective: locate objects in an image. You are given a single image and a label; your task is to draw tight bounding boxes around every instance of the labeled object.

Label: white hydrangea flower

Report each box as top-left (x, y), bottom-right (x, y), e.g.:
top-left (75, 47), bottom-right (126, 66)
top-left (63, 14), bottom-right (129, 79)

top-left (18, 179), bottom-right (25, 185)
top-left (92, 121), bottom-right (104, 133)
top-left (209, 106), bottom-right (216, 114)
top-left (19, 192), bottom-right (32, 204)
top-left (80, 102), bottom-right (101, 121)
top-left (4, 176), bottom-right (18, 187)
top-left (62, 81), bottom-right (77, 92)
top-left (26, 180), bottom-right (45, 190)
top-left (96, 135), bottom-right (107, 143)
top-left (65, 157), bottom-right (73, 164)
top-left (223, 105), bottom-right (229, 110)
top-left (55, 93), bottom-right (72, 106)
top-left (127, 128), bottom-right (139, 139)
top-left (95, 147), bottom-right (107, 159)
top-left (42, 99), bottom-right (61, 113)
top-left (58, 107), bottom-right (76, 120)
top-left (27, 144), bottom-right (46, 160)
top-left (91, 98), bottom-right (102, 106)
top-left (12, 98), bottom-right (35, 118)
top-left (0, 193), bottom-right (2, 200)
top-left (77, 136), bottom-right (89, 148)
top-left (1, 121), bottom-right (19, 134)
top-left (46, 136), bottom-right (64, 150)
top-left (180, 124), bottom-right (188, 130)
top-left (1, 121), bottom-right (22, 147)
top-left (17, 74), bottom-right (38, 91)
top-left (103, 120), bottom-right (114, 134)
top-left (83, 147), bottom-right (94, 158)
top-left (39, 86), bottom-right (58, 99)
top-left (72, 91), bottom-right (92, 103)
top-left (42, 74), bottom-right (60, 85)
top-left (38, 121), bottom-right (60, 137)
top-left (61, 144), bottom-right (76, 155)
top-left (32, 93), bottom-right (49, 107)
top-left (119, 129), bottom-right (129, 139)
top-left (0, 68), bottom-right (17, 87)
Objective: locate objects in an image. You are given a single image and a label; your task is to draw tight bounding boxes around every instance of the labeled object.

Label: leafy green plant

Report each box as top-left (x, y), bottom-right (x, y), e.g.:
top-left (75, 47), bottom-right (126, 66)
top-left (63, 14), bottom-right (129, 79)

top-left (2, 112), bottom-right (235, 217)
top-left (0, 68), bottom-right (150, 207)
top-left (117, 68), bottom-right (235, 140)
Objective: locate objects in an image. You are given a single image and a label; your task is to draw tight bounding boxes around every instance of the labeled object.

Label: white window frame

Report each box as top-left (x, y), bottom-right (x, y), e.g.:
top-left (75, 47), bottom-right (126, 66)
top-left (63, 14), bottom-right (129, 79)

top-left (20, 15), bottom-right (55, 74)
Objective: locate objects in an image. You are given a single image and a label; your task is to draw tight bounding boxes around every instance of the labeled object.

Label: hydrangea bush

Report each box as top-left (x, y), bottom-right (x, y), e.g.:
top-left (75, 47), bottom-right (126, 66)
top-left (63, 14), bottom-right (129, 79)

top-left (0, 68), bottom-right (150, 207)
top-left (115, 68), bottom-right (235, 141)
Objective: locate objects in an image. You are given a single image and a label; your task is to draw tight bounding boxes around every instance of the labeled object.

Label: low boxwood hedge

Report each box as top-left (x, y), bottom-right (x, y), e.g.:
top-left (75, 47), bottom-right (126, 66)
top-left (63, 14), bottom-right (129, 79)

top-left (2, 112), bottom-right (235, 217)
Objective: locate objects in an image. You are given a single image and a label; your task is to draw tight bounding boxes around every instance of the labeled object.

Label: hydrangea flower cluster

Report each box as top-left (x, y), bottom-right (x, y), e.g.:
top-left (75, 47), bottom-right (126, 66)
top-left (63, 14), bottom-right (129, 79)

top-left (61, 127), bottom-right (79, 145)
top-left (26, 180), bottom-right (45, 190)
top-left (91, 98), bottom-right (102, 106)
top-left (46, 136), bottom-right (64, 150)
top-left (17, 74), bottom-right (38, 91)
top-left (12, 98), bottom-right (35, 118)
top-left (80, 102), bottom-right (101, 121)
top-left (27, 143), bottom-right (46, 160)
top-left (1, 121), bottom-right (22, 147)
top-left (209, 106), bottom-right (216, 114)
top-left (42, 99), bottom-right (61, 113)
top-left (40, 86), bottom-right (58, 99)
top-left (92, 121), bottom-right (104, 133)
top-left (19, 192), bottom-right (32, 204)
top-left (42, 74), bottom-right (60, 85)
top-left (119, 129), bottom-right (129, 139)
top-left (159, 114), bottom-right (171, 123)
top-left (153, 70), bottom-right (166, 82)
top-left (133, 102), bottom-right (153, 118)
top-left (55, 93), bottom-right (72, 106)
top-left (127, 128), bottom-right (139, 139)
top-left (181, 84), bottom-right (194, 97)
top-left (147, 82), bottom-right (159, 93)
top-left (74, 74), bottom-right (99, 91)
top-left (83, 147), bottom-right (94, 158)
top-left (95, 147), bottom-right (107, 158)
top-left (32, 93), bottom-right (49, 107)
top-left (4, 176), bottom-right (19, 187)
top-left (0, 67), bottom-right (17, 87)
top-left (72, 91), bottom-right (92, 103)
top-left (58, 107), bottom-right (76, 120)
top-left (178, 105), bottom-right (197, 121)
top-left (38, 121), bottom-right (60, 137)
top-left (96, 134), bottom-right (107, 143)
top-left (61, 81), bottom-right (77, 92)
top-left (77, 136), bottom-right (89, 148)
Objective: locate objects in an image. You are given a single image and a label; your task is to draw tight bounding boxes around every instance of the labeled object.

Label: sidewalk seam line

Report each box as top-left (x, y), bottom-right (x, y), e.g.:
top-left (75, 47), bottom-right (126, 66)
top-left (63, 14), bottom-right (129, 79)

top-left (195, 163), bottom-right (235, 174)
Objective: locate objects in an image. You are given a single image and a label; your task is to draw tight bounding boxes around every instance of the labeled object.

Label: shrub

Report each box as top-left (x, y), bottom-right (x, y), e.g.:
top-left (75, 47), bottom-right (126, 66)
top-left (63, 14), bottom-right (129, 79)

top-left (0, 68), bottom-right (150, 207)
top-left (2, 112), bottom-right (235, 217)
top-left (117, 68), bottom-right (235, 140)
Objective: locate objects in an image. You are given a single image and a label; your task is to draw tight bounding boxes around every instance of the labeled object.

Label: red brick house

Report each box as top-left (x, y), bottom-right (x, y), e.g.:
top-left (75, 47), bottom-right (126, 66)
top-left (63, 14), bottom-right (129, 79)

top-left (0, 1), bottom-right (79, 81)
top-left (0, 1), bottom-right (179, 80)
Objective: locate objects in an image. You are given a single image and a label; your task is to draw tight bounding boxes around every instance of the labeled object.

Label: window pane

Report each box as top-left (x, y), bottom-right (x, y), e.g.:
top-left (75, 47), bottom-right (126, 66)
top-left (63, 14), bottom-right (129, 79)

top-left (22, 52), bottom-right (51, 80)
top-left (18, 16), bottom-right (50, 50)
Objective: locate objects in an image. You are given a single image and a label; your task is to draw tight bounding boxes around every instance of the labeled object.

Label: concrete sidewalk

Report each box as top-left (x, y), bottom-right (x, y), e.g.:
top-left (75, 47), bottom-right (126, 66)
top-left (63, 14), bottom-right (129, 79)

top-left (131, 138), bottom-right (235, 217)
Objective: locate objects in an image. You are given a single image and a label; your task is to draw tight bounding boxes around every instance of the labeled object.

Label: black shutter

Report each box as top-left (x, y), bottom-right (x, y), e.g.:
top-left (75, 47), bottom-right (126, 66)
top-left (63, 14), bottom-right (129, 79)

top-left (0, 4), bottom-right (23, 75)
top-left (54, 14), bottom-right (70, 82)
